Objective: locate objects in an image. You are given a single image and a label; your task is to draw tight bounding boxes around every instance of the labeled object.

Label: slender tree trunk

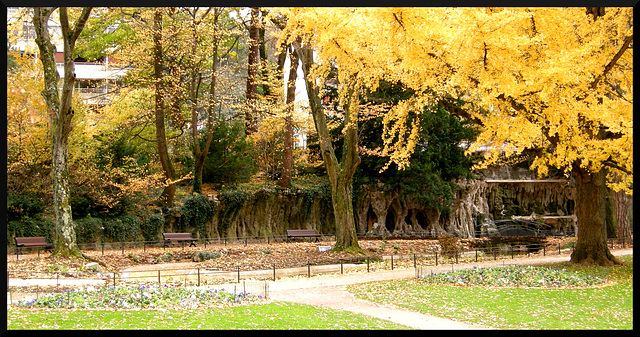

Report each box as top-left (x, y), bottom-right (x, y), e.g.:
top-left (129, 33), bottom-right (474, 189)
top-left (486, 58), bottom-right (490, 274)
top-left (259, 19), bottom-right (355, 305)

top-left (244, 7), bottom-right (260, 135)
top-left (33, 7), bottom-right (92, 258)
top-left (277, 43), bottom-right (299, 188)
top-left (153, 8), bottom-right (177, 208)
top-left (258, 9), bottom-right (272, 98)
top-left (570, 165), bottom-right (622, 265)
top-left (297, 43), bottom-right (362, 252)
top-left (189, 9), bottom-right (220, 195)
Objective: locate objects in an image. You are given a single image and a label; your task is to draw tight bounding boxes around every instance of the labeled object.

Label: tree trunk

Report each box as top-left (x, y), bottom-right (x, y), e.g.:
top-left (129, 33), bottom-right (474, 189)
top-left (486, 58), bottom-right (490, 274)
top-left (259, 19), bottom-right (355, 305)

top-left (190, 9), bottom-right (220, 195)
top-left (297, 43), bottom-right (362, 252)
top-left (614, 189), bottom-right (632, 240)
top-left (570, 165), bottom-right (622, 266)
top-left (244, 7), bottom-right (260, 135)
top-left (33, 7), bottom-right (92, 257)
top-left (258, 9), bottom-right (272, 98)
top-left (277, 43), bottom-right (299, 188)
top-left (153, 9), bottom-right (177, 208)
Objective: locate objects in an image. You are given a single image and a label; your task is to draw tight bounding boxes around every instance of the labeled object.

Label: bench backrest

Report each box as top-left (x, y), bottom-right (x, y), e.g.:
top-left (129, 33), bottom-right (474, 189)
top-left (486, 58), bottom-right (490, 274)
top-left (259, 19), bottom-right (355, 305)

top-left (163, 233), bottom-right (195, 240)
top-left (15, 237), bottom-right (49, 245)
top-left (286, 229), bottom-right (319, 236)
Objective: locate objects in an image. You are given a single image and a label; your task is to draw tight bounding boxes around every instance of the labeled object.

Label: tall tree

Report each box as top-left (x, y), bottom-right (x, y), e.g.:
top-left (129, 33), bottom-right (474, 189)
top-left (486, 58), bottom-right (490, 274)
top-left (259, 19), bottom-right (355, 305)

top-left (187, 7), bottom-right (236, 194)
top-left (151, 8), bottom-right (179, 208)
top-left (32, 7), bottom-right (92, 257)
top-left (280, 7), bottom-right (632, 264)
top-left (297, 42), bottom-right (362, 252)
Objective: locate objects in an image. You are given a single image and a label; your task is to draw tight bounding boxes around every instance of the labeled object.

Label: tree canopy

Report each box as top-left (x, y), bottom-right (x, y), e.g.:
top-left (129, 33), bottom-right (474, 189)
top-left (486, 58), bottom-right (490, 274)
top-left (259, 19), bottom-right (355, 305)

top-left (278, 7), bottom-right (632, 192)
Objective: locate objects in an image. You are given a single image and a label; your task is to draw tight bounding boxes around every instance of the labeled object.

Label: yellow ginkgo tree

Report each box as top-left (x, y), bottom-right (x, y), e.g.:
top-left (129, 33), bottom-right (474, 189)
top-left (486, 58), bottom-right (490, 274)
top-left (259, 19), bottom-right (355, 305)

top-left (279, 7), bottom-right (632, 264)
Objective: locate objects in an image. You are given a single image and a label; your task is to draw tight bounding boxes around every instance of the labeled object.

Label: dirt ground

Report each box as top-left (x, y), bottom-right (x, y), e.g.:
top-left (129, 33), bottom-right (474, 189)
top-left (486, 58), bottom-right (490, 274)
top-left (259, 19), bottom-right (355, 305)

top-left (7, 236), bottom-right (584, 276)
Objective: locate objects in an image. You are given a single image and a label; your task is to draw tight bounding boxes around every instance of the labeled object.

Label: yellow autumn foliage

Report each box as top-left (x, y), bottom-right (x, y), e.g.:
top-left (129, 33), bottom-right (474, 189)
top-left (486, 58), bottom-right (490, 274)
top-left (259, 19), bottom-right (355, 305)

top-left (276, 7), bottom-right (633, 193)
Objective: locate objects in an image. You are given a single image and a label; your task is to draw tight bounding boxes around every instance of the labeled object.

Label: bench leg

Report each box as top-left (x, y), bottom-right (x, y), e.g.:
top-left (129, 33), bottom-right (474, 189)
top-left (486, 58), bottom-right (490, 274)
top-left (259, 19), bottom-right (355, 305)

top-left (189, 242), bottom-right (196, 247)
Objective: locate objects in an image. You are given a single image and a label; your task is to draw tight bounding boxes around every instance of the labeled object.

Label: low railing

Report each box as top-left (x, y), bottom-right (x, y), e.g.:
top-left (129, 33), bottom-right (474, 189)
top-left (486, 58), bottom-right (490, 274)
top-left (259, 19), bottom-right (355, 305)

top-left (8, 237), bottom-right (632, 288)
top-left (7, 232), bottom-right (634, 260)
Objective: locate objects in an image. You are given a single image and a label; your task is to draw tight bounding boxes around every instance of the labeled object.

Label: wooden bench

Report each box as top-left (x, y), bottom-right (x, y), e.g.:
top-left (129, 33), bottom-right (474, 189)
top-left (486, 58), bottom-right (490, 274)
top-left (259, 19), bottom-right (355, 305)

top-left (162, 232), bottom-right (197, 247)
top-left (14, 237), bottom-right (53, 254)
top-left (286, 229), bottom-right (321, 242)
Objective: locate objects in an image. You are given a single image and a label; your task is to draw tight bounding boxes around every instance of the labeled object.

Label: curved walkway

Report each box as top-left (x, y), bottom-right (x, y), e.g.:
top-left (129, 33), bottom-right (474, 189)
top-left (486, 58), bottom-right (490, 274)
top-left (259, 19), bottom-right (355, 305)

top-left (266, 248), bottom-right (633, 330)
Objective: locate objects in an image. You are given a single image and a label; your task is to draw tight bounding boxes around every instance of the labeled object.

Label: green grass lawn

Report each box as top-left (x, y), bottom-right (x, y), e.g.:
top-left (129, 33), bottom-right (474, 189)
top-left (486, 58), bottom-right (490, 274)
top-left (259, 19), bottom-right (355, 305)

top-left (348, 255), bottom-right (633, 329)
top-left (7, 301), bottom-right (411, 330)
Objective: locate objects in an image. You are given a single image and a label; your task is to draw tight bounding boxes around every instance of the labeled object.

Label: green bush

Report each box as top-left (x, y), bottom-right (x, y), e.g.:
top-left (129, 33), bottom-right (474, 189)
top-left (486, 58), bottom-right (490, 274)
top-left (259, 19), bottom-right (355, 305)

top-left (75, 215), bottom-right (103, 244)
top-left (140, 213), bottom-right (164, 242)
top-left (180, 194), bottom-right (216, 238)
top-left (7, 192), bottom-right (47, 221)
top-left (202, 121), bottom-right (257, 185)
top-left (102, 214), bottom-right (141, 242)
top-left (6, 216), bottom-right (54, 245)
top-left (192, 251), bottom-right (222, 262)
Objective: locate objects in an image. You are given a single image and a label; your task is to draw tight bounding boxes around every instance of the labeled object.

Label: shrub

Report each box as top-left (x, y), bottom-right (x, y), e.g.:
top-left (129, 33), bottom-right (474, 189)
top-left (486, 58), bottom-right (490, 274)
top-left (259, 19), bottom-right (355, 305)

top-left (7, 192), bottom-right (47, 221)
top-left (6, 216), bottom-right (54, 246)
top-left (140, 213), bottom-right (164, 242)
top-left (75, 215), bottom-right (103, 244)
top-left (192, 251), bottom-right (222, 262)
top-left (180, 194), bottom-right (216, 238)
top-left (102, 214), bottom-right (141, 242)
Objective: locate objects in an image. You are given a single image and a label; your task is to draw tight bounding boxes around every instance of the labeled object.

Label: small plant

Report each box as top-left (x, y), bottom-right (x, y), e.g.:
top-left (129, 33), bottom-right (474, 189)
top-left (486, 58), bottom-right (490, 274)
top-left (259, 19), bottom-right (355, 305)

top-left (195, 251), bottom-right (222, 262)
top-left (46, 264), bottom-right (69, 273)
top-left (127, 253), bottom-right (140, 263)
top-left (258, 249), bottom-right (272, 255)
top-left (161, 251), bottom-right (174, 262)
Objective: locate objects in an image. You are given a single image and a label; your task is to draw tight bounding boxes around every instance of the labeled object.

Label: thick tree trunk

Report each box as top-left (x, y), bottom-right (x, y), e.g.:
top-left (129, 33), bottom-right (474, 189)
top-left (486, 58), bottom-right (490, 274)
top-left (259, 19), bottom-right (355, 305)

top-left (33, 7), bottom-right (91, 257)
top-left (570, 165), bottom-right (621, 266)
top-left (297, 43), bottom-right (362, 252)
